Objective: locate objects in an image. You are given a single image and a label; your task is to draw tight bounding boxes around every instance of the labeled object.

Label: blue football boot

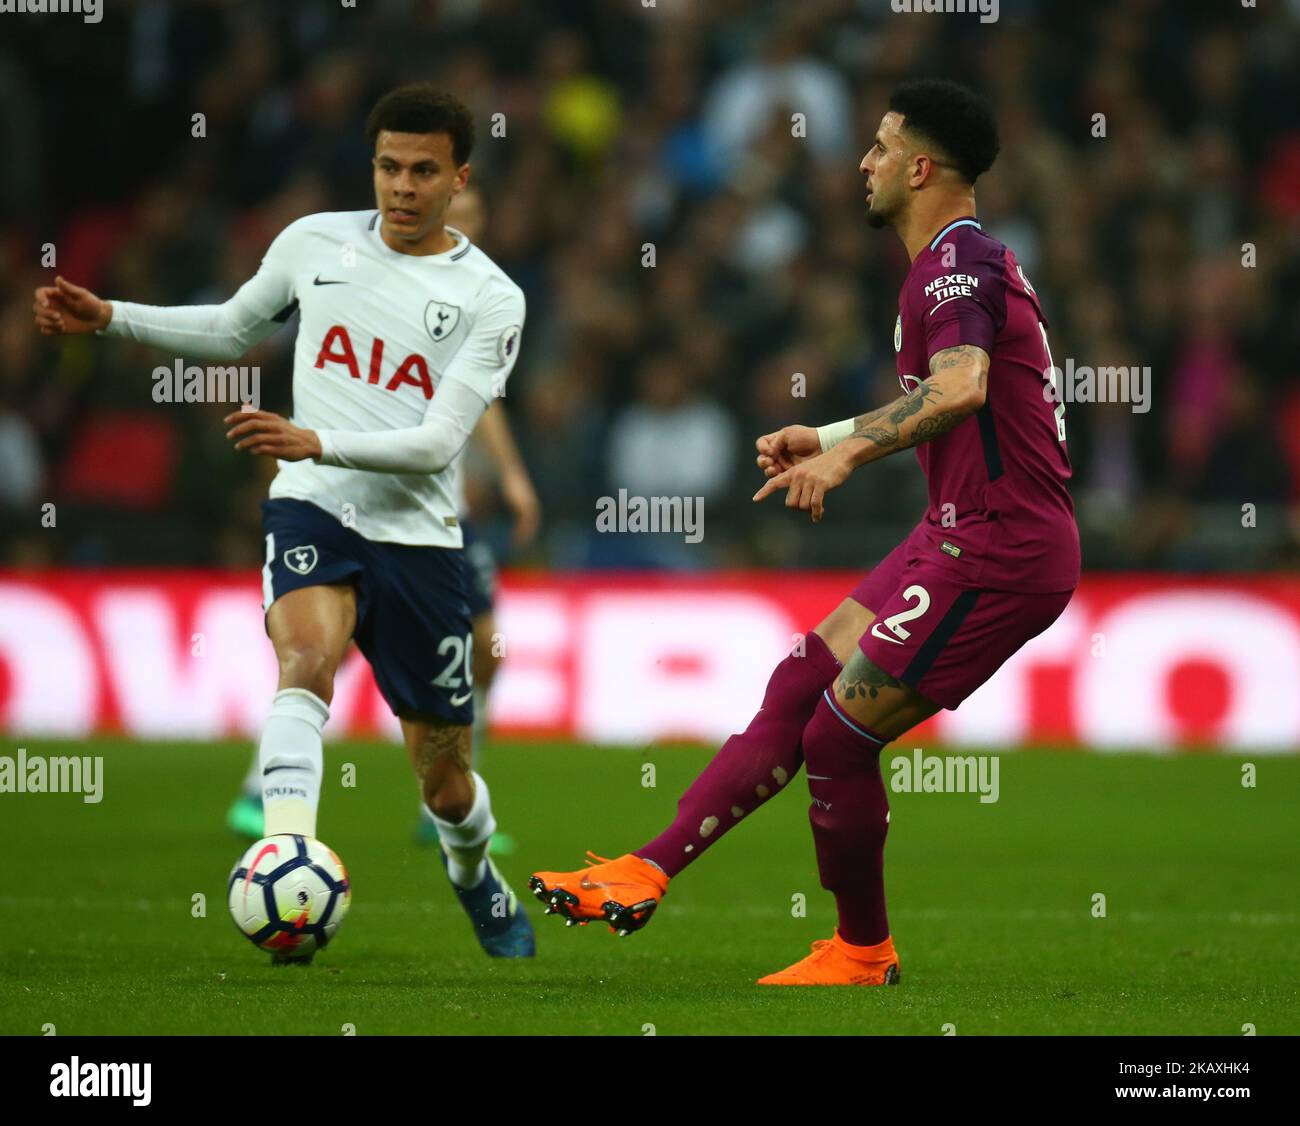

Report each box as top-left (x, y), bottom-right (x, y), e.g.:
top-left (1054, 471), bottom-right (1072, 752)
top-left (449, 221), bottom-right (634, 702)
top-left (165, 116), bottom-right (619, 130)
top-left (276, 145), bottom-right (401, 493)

top-left (441, 847), bottom-right (536, 958)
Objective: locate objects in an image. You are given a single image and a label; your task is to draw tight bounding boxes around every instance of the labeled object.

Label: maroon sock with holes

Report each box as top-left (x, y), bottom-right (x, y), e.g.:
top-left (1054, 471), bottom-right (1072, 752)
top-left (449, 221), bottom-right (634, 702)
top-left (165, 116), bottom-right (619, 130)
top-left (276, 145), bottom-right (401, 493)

top-left (637, 633), bottom-right (840, 878)
top-left (800, 691), bottom-right (892, 946)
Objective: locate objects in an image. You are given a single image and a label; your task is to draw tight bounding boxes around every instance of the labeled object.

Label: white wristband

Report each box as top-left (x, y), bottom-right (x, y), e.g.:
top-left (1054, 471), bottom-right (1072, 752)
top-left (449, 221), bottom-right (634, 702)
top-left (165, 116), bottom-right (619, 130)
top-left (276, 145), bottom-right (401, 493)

top-left (816, 418), bottom-right (856, 453)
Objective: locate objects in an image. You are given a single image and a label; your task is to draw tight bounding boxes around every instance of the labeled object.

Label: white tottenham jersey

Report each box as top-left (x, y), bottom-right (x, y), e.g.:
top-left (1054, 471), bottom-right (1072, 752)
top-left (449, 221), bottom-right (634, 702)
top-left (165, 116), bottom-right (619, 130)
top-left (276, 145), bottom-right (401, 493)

top-left (104, 210), bottom-right (524, 546)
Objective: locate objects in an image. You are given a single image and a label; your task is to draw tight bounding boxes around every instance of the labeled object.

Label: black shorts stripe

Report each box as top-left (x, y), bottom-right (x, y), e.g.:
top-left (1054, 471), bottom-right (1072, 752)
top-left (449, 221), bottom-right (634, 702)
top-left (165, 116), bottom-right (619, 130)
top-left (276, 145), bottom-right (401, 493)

top-left (902, 589), bottom-right (981, 687)
top-left (976, 402), bottom-right (1003, 481)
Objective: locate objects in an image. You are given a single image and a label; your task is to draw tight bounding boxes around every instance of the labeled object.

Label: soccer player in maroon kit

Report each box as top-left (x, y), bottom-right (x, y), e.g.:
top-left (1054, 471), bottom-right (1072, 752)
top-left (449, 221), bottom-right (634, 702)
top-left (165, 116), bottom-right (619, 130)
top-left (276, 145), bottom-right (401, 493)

top-left (531, 79), bottom-right (1080, 984)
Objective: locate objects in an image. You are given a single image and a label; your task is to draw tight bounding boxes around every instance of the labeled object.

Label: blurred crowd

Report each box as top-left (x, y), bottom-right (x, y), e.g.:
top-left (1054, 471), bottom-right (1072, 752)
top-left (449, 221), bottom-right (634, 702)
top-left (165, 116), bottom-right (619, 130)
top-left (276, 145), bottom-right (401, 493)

top-left (2, 0), bottom-right (1298, 571)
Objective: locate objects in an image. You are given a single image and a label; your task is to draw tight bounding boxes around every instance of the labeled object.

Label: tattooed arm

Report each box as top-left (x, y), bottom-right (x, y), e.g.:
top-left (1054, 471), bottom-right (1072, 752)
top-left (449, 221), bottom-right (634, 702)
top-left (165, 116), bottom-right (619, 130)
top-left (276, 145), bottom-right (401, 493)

top-left (838, 344), bottom-right (990, 467)
top-left (752, 344), bottom-right (990, 521)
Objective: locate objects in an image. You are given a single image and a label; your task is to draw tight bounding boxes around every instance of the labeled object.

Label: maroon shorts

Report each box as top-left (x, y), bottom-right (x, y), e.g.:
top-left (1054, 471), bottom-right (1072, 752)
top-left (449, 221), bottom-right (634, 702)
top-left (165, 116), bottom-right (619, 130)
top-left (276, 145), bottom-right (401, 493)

top-left (848, 531), bottom-right (1073, 711)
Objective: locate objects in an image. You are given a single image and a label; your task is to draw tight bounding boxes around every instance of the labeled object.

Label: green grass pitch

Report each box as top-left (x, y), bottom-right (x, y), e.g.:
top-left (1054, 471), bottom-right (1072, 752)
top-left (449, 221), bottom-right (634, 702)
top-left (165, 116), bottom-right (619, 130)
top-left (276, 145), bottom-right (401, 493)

top-left (3, 738), bottom-right (1296, 1035)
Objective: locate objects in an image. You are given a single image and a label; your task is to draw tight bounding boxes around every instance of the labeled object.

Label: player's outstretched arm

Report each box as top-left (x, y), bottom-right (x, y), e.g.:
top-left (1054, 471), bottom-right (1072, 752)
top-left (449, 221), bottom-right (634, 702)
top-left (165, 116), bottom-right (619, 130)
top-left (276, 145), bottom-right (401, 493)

top-left (34, 223), bottom-right (302, 359)
top-left (34, 275), bottom-right (285, 359)
top-left (753, 344), bottom-right (989, 521)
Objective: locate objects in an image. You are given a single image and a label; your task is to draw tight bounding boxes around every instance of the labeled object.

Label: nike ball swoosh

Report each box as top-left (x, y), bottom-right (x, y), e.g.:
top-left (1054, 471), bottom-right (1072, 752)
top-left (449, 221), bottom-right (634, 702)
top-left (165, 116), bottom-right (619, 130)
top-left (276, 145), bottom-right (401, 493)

top-left (243, 841), bottom-right (280, 898)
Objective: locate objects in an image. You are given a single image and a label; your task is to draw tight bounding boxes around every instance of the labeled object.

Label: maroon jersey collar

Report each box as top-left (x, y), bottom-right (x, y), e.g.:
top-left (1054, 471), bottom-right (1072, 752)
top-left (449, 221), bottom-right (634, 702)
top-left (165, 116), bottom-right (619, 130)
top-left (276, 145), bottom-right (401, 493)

top-left (926, 216), bottom-right (983, 253)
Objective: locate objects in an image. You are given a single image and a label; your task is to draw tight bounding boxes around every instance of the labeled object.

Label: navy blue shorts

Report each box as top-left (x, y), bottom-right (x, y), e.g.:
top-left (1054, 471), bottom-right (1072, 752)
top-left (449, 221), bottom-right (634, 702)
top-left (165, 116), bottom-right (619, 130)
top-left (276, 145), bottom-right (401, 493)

top-left (261, 498), bottom-right (474, 724)
top-left (459, 517), bottom-right (497, 618)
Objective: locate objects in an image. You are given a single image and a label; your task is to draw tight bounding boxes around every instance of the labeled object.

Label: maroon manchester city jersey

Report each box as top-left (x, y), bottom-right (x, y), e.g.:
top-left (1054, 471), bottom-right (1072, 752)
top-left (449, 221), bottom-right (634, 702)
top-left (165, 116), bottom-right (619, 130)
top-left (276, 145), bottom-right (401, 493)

top-left (894, 217), bottom-right (1080, 593)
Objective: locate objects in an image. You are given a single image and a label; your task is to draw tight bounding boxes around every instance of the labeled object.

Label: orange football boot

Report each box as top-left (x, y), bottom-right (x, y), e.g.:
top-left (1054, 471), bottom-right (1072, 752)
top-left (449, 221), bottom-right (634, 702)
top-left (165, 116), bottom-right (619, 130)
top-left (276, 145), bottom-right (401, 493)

top-left (757, 931), bottom-right (901, 986)
top-left (529, 851), bottom-right (669, 936)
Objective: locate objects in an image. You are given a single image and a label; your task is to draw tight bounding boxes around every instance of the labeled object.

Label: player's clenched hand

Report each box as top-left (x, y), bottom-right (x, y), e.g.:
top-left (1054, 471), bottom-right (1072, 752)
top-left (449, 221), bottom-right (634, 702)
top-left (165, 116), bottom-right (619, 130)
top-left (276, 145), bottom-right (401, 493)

top-left (752, 448), bottom-right (852, 523)
top-left (32, 276), bottom-right (112, 336)
top-left (224, 407), bottom-right (323, 462)
top-left (755, 425), bottom-right (821, 478)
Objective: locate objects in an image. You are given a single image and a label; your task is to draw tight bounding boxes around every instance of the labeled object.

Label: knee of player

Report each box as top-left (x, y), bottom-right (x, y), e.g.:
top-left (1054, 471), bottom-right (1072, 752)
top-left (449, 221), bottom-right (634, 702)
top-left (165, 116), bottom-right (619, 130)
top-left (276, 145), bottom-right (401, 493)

top-left (277, 646), bottom-right (337, 701)
top-left (423, 775), bottom-right (474, 823)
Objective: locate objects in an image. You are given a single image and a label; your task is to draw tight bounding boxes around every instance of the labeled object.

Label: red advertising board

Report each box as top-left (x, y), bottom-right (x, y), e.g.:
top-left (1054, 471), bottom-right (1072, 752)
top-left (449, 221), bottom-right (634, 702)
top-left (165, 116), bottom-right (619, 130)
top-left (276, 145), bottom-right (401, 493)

top-left (2, 572), bottom-right (1297, 750)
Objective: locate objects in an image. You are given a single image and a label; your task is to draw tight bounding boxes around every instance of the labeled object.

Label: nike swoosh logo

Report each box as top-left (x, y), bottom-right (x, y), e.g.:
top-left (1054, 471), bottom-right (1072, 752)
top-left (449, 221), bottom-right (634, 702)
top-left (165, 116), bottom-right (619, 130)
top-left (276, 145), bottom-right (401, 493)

top-left (313, 275), bottom-right (347, 286)
top-left (927, 294), bottom-right (965, 316)
top-left (449, 689), bottom-right (473, 706)
top-left (243, 841), bottom-right (280, 900)
top-left (870, 621), bottom-right (906, 646)
top-left (579, 876), bottom-right (644, 892)
top-left (262, 765), bottom-right (298, 774)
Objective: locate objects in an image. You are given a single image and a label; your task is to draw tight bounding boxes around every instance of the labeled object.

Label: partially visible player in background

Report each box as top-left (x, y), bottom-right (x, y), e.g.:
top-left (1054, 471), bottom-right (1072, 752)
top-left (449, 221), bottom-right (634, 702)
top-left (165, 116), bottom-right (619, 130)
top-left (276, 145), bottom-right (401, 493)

top-left (227, 186), bottom-right (543, 857)
top-left (35, 85), bottom-right (536, 961)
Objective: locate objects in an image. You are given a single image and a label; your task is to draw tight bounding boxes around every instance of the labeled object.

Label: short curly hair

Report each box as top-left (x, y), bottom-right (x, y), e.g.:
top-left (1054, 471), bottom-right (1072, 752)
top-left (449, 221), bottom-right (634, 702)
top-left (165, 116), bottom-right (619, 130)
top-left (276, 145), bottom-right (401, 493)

top-left (889, 79), bottom-right (999, 185)
top-left (365, 84), bottom-right (475, 166)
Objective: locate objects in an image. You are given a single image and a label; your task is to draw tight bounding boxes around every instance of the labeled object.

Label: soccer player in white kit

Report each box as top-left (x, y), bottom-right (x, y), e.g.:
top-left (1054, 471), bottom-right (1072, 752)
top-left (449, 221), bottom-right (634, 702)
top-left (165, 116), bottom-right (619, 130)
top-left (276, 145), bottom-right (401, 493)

top-left (33, 85), bottom-right (536, 960)
top-left (221, 185), bottom-right (541, 856)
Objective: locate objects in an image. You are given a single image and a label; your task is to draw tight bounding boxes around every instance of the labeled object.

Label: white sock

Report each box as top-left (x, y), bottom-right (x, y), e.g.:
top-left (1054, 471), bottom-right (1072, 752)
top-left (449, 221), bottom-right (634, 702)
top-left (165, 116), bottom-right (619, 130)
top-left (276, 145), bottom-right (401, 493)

top-left (259, 688), bottom-right (329, 837)
top-left (430, 770), bottom-right (496, 888)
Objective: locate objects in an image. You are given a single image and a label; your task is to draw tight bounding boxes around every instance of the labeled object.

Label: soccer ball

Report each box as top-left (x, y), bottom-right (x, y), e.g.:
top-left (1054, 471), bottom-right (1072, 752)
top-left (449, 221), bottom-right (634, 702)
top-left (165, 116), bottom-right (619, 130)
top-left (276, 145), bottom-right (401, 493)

top-left (228, 834), bottom-right (351, 960)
